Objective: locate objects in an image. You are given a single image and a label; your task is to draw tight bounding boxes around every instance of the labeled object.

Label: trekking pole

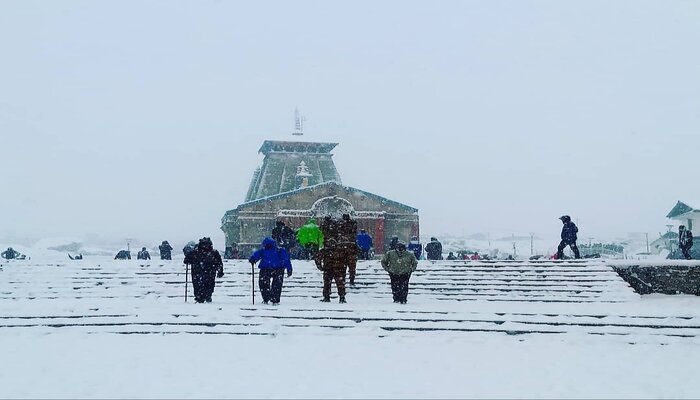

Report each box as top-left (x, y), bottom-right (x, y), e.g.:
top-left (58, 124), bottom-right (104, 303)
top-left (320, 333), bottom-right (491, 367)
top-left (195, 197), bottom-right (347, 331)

top-left (251, 262), bottom-right (255, 304)
top-left (184, 264), bottom-right (188, 303)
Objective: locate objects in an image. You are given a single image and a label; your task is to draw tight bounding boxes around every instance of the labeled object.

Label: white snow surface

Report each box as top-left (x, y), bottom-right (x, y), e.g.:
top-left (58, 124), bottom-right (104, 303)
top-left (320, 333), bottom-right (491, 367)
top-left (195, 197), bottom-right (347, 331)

top-left (1, 255), bottom-right (700, 399)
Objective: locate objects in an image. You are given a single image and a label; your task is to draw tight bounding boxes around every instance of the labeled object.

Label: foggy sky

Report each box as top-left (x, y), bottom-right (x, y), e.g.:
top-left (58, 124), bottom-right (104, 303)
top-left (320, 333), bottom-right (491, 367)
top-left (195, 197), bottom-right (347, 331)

top-left (1, 0), bottom-right (699, 246)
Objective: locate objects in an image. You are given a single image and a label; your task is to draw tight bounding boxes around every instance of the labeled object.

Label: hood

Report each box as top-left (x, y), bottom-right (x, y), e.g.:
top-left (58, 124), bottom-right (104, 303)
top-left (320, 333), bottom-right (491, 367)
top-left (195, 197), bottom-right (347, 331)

top-left (262, 237), bottom-right (277, 249)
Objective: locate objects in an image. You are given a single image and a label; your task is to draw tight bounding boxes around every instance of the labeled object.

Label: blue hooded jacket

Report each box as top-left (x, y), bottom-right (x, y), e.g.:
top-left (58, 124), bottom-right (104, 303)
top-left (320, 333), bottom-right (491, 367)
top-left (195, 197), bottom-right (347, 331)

top-left (249, 237), bottom-right (293, 273)
top-left (356, 231), bottom-right (373, 250)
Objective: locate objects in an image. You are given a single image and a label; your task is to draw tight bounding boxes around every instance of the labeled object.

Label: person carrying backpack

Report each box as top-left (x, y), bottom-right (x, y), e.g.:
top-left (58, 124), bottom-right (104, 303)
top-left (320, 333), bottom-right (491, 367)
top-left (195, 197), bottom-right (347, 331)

top-left (159, 240), bottom-right (173, 260)
top-left (184, 237), bottom-right (224, 303)
top-left (248, 237), bottom-right (293, 305)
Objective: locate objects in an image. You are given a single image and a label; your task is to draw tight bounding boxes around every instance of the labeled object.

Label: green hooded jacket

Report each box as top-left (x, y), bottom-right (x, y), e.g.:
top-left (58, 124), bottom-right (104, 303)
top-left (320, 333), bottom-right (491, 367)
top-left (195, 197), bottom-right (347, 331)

top-left (296, 219), bottom-right (324, 247)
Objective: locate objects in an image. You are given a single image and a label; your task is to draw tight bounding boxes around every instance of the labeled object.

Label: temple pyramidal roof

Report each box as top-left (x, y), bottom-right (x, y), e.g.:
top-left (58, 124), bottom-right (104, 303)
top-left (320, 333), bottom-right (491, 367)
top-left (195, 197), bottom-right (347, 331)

top-left (244, 140), bottom-right (343, 202)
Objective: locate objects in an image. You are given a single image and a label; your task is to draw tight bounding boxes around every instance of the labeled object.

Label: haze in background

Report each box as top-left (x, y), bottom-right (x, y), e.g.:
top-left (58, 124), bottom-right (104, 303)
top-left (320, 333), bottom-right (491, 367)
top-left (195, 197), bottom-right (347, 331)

top-left (1, 0), bottom-right (698, 246)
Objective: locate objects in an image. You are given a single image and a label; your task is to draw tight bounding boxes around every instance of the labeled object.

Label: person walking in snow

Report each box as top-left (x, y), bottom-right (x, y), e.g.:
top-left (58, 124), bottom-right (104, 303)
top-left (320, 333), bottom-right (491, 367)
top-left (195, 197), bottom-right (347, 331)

top-left (679, 225), bottom-right (694, 260)
top-left (387, 235), bottom-right (399, 252)
top-left (137, 247), bottom-right (151, 260)
top-left (314, 238), bottom-right (347, 303)
top-left (184, 237), bottom-right (224, 303)
top-left (158, 240), bottom-right (173, 260)
top-left (425, 237), bottom-right (443, 260)
top-left (338, 213), bottom-right (359, 285)
top-left (446, 252), bottom-right (457, 260)
top-left (356, 229), bottom-right (374, 260)
top-left (381, 241), bottom-right (418, 304)
top-left (272, 220), bottom-right (296, 253)
top-left (248, 237), bottom-right (293, 305)
top-left (408, 236), bottom-right (422, 260)
top-left (556, 215), bottom-right (581, 259)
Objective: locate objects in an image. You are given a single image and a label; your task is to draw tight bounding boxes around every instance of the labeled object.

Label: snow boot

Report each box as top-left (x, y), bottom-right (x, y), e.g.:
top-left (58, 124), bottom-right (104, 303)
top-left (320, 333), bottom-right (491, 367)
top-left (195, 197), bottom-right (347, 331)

top-left (339, 296), bottom-right (346, 304)
top-left (320, 297), bottom-right (331, 302)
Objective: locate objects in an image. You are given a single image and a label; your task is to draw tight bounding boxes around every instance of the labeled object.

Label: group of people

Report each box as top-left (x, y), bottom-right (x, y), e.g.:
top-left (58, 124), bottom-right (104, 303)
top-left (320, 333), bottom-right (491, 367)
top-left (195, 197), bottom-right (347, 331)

top-left (185, 214), bottom-right (426, 305)
top-left (1, 247), bottom-right (25, 260)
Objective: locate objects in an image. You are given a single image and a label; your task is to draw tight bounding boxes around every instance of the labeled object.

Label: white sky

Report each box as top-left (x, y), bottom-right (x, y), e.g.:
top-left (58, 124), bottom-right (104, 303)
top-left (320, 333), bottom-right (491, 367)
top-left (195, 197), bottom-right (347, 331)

top-left (1, 0), bottom-right (698, 245)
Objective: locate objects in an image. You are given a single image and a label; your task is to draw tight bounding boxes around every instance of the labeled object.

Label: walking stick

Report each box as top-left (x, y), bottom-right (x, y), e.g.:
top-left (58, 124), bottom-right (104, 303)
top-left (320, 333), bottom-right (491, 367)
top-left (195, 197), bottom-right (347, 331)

top-left (184, 264), bottom-right (188, 303)
top-left (251, 262), bottom-right (255, 304)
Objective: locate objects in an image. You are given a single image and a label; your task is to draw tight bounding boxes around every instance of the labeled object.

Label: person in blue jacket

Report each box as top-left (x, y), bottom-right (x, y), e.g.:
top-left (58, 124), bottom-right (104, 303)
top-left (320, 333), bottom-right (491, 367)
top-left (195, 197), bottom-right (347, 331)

top-left (407, 236), bottom-right (422, 260)
top-left (249, 237), bottom-right (293, 305)
top-left (356, 229), bottom-right (373, 260)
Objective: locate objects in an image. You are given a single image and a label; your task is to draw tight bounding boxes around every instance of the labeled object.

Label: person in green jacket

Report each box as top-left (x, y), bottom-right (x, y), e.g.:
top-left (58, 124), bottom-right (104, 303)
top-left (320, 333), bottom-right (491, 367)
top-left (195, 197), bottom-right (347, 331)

top-left (296, 218), bottom-right (324, 260)
top-left (381, 241), bottom-right (418, 304)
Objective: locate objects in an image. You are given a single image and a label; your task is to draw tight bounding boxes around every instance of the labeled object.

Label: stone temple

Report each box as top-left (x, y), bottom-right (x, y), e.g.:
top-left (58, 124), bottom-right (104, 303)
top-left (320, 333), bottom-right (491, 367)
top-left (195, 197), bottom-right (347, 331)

top-left (221, 140), bottom-right (419, 257)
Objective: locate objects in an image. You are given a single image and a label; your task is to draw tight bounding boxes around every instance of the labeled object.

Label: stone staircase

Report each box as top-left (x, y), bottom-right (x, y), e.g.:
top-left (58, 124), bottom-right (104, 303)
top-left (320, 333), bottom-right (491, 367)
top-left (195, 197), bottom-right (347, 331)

top-left (1, 257), bottom-right (699, 343)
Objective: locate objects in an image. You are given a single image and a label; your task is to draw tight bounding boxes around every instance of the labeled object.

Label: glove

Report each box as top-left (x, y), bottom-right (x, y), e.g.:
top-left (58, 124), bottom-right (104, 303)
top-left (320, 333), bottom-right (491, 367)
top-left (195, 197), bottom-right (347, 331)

top-left (217, 270), bottom-right (224, 278)
top-left (287, 270), bottom-right (292, 277)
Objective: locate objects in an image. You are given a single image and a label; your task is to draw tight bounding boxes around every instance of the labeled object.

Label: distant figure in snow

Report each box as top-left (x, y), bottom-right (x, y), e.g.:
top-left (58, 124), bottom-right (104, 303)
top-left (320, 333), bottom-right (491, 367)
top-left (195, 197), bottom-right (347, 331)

top-left (425, 237), bottom-right (443, 260)
top-left (114, 250), bottom-right (131, 260)
top-left (556, 215), bottom-right (581, 259)
top-left (272, 220), bottom-right (297, 254)
top-left (387, 236), bottom-right (400, 252)
top-left (381, 241), bottom-right (417, 304)
top-left (470, 252), bottom-right (481, 260)
top-left (407, 236), bottom-right (423, 260)
top-left (1, 247), bottom-right (20, 260)
top-left (68, 254), bottom-right (83, 260)
top-left (679, 225), bottom-right (694, 260)
top-left (137, 247), bottom-right (151, 260)
top-left (338, 213), bottom-right (359, 285)
top-left (158, 240), bottom-right (173, 260)
top-left (446, 252), bottom-right (457, 260)
top-left (224, 244), bottom-right (240, 260)
top-left (356, 229), bottom-right (373, 260)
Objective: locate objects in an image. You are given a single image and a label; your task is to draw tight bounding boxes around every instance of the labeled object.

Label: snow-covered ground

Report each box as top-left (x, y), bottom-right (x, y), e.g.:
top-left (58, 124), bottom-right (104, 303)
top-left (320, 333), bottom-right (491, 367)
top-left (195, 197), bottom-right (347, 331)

top-left (1, 250), bottom-right (699, 398)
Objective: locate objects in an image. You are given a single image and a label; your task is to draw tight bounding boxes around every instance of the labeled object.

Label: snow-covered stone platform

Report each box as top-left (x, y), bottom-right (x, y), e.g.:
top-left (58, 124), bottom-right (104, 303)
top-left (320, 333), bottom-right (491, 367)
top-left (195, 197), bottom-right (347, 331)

top-left (1, 257), bottom-right (699, 343)
top-left (2, 257), bottom-right (700, 398)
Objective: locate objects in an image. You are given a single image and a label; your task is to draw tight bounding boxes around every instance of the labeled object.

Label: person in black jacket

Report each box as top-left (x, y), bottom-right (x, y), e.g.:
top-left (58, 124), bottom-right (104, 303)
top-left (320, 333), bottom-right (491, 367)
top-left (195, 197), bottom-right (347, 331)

top-left (158, 240), bottom-right (173, 260)
top-left (272, 221), bottom-right (296, 253)
top-left (425, 237), bottom-right (443, 260)
top-left (679, 225), bottom-right (694, 260)
top-left (184, 237), bottom-right (224, 303)
top-left (556, 215), bottom-right (581, 259)
top-left (137, 247), bottom-right (151, 260)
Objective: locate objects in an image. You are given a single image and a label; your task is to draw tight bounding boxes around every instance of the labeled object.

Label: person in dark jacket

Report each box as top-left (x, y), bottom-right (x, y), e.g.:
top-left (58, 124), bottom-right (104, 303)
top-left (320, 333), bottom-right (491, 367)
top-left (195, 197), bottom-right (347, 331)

top-left (1, 247), bottom-right (20, 260)
top-left (679, 225), bottom-right (694, 260)
top-left (158, 240), bottom-right (173, 260)
top-left (556, 215), bottom-right (581, 259)
top-left (137, 247), bottom-right (151, 260)
top-left (314, 238), bottom-right (347, 303)
top-left (114, 250), bottom-right (131, 260)
top-left (249, 237), bottom-right (293, 305)
top-left (381, 241), bottom-right (418, 304)
top-left (272, 221), bottom-right (296, 253)
top-left (184, 237), bottom-right (224, 303)
top-left (425, 237), bottom-right (443, 260)
top-left (356, 229), bottom-right (373, 260)
top-left (338, 213), bottom-right (359, 285)
top-left (388, 236), bottom-right (399, 252)
top-left (407, 236), bottom-right (422, 260)
top-left (446, 252), bottom-right (457, 260)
